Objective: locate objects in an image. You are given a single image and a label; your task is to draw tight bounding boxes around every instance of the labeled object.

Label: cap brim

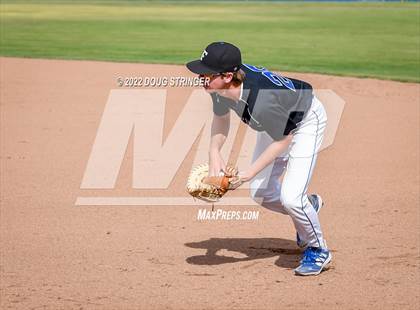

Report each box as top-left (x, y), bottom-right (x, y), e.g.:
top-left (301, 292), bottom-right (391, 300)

top-left (186, 60), bottom-right (219, 74)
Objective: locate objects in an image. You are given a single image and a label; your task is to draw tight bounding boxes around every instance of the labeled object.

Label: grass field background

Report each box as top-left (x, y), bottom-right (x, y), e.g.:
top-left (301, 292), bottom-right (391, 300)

top-left (0, 1), bottom-right (419, 82)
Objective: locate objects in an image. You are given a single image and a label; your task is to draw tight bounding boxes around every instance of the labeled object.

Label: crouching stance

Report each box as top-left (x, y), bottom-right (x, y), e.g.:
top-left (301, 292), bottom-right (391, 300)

top-left (187, 42), bottom-right (332, 276)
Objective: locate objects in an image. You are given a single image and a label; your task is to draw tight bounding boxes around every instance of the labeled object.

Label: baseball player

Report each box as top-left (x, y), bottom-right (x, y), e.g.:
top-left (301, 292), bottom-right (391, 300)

top-left (186, 42), bottom-right (331, 276)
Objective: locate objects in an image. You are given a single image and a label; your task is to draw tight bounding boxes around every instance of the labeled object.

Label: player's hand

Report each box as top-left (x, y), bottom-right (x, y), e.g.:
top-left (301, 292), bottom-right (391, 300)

top-left (208, 150), bottom-right (226, 176)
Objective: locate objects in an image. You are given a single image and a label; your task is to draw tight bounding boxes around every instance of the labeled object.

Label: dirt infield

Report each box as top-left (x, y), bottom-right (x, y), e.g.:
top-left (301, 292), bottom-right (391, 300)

top-left (1, 57), bottom-right (419, 310)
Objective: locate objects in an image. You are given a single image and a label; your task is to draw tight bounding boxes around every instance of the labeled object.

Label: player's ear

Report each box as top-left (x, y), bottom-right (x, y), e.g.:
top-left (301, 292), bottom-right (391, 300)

top-left (222, 72), bottom-right (234, 83)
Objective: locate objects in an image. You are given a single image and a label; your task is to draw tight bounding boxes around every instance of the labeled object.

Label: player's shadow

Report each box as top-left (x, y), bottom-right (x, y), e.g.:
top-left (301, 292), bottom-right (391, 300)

top-left (185, 238), bottom-right (301, 269)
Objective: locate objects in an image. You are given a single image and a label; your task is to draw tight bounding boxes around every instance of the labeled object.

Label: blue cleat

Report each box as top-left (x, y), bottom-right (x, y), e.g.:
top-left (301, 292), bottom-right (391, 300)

top-left (294, 246), bottom-right (332, 276)
top-left (296, 194), bottom-right (324, 249)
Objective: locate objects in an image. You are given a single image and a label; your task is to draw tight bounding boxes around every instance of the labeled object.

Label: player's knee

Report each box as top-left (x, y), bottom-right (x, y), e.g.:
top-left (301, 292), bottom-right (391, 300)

top-left (250, 188), bottom-right (277, 208)
top-left (279, 190), bottom-right (302, 213)
top-left (250, 179), bottom-right (279, 201)
top-left (251, 188), bottom-right (288, 214)
top-left (250, 188), bottom-right (287, 214)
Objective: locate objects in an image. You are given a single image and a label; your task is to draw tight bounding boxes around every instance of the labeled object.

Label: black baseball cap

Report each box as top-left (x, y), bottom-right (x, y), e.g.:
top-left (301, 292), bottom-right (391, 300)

top-left (186, 42), bottom-right (242, 74)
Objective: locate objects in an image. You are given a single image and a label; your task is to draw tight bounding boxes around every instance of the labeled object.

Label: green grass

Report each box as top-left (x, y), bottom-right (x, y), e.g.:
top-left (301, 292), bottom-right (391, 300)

top-left (1, 1), bottom-right (419, 82)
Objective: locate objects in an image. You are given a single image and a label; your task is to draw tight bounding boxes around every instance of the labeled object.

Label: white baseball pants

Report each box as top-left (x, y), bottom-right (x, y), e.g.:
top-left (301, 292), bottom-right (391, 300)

top-left (249, 96), bottom-right (328, 249)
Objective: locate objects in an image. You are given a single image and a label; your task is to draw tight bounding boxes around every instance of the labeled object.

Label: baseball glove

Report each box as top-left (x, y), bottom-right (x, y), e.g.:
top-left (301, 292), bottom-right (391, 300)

top-left (186, 163), bottom-right (241, 202)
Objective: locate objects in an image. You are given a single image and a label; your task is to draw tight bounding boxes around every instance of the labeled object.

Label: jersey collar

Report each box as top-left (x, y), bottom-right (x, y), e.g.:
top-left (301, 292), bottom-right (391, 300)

top-left (239, 76), bottom-right (251, 103)
top-left (238, 82), bottom-right (244, 102)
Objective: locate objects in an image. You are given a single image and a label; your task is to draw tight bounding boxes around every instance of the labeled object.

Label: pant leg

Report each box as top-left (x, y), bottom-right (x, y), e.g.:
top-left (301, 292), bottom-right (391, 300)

top-left (280, 97), bottom-right (328, 248)
top-left (249, 131), bottom-right (289, 214)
